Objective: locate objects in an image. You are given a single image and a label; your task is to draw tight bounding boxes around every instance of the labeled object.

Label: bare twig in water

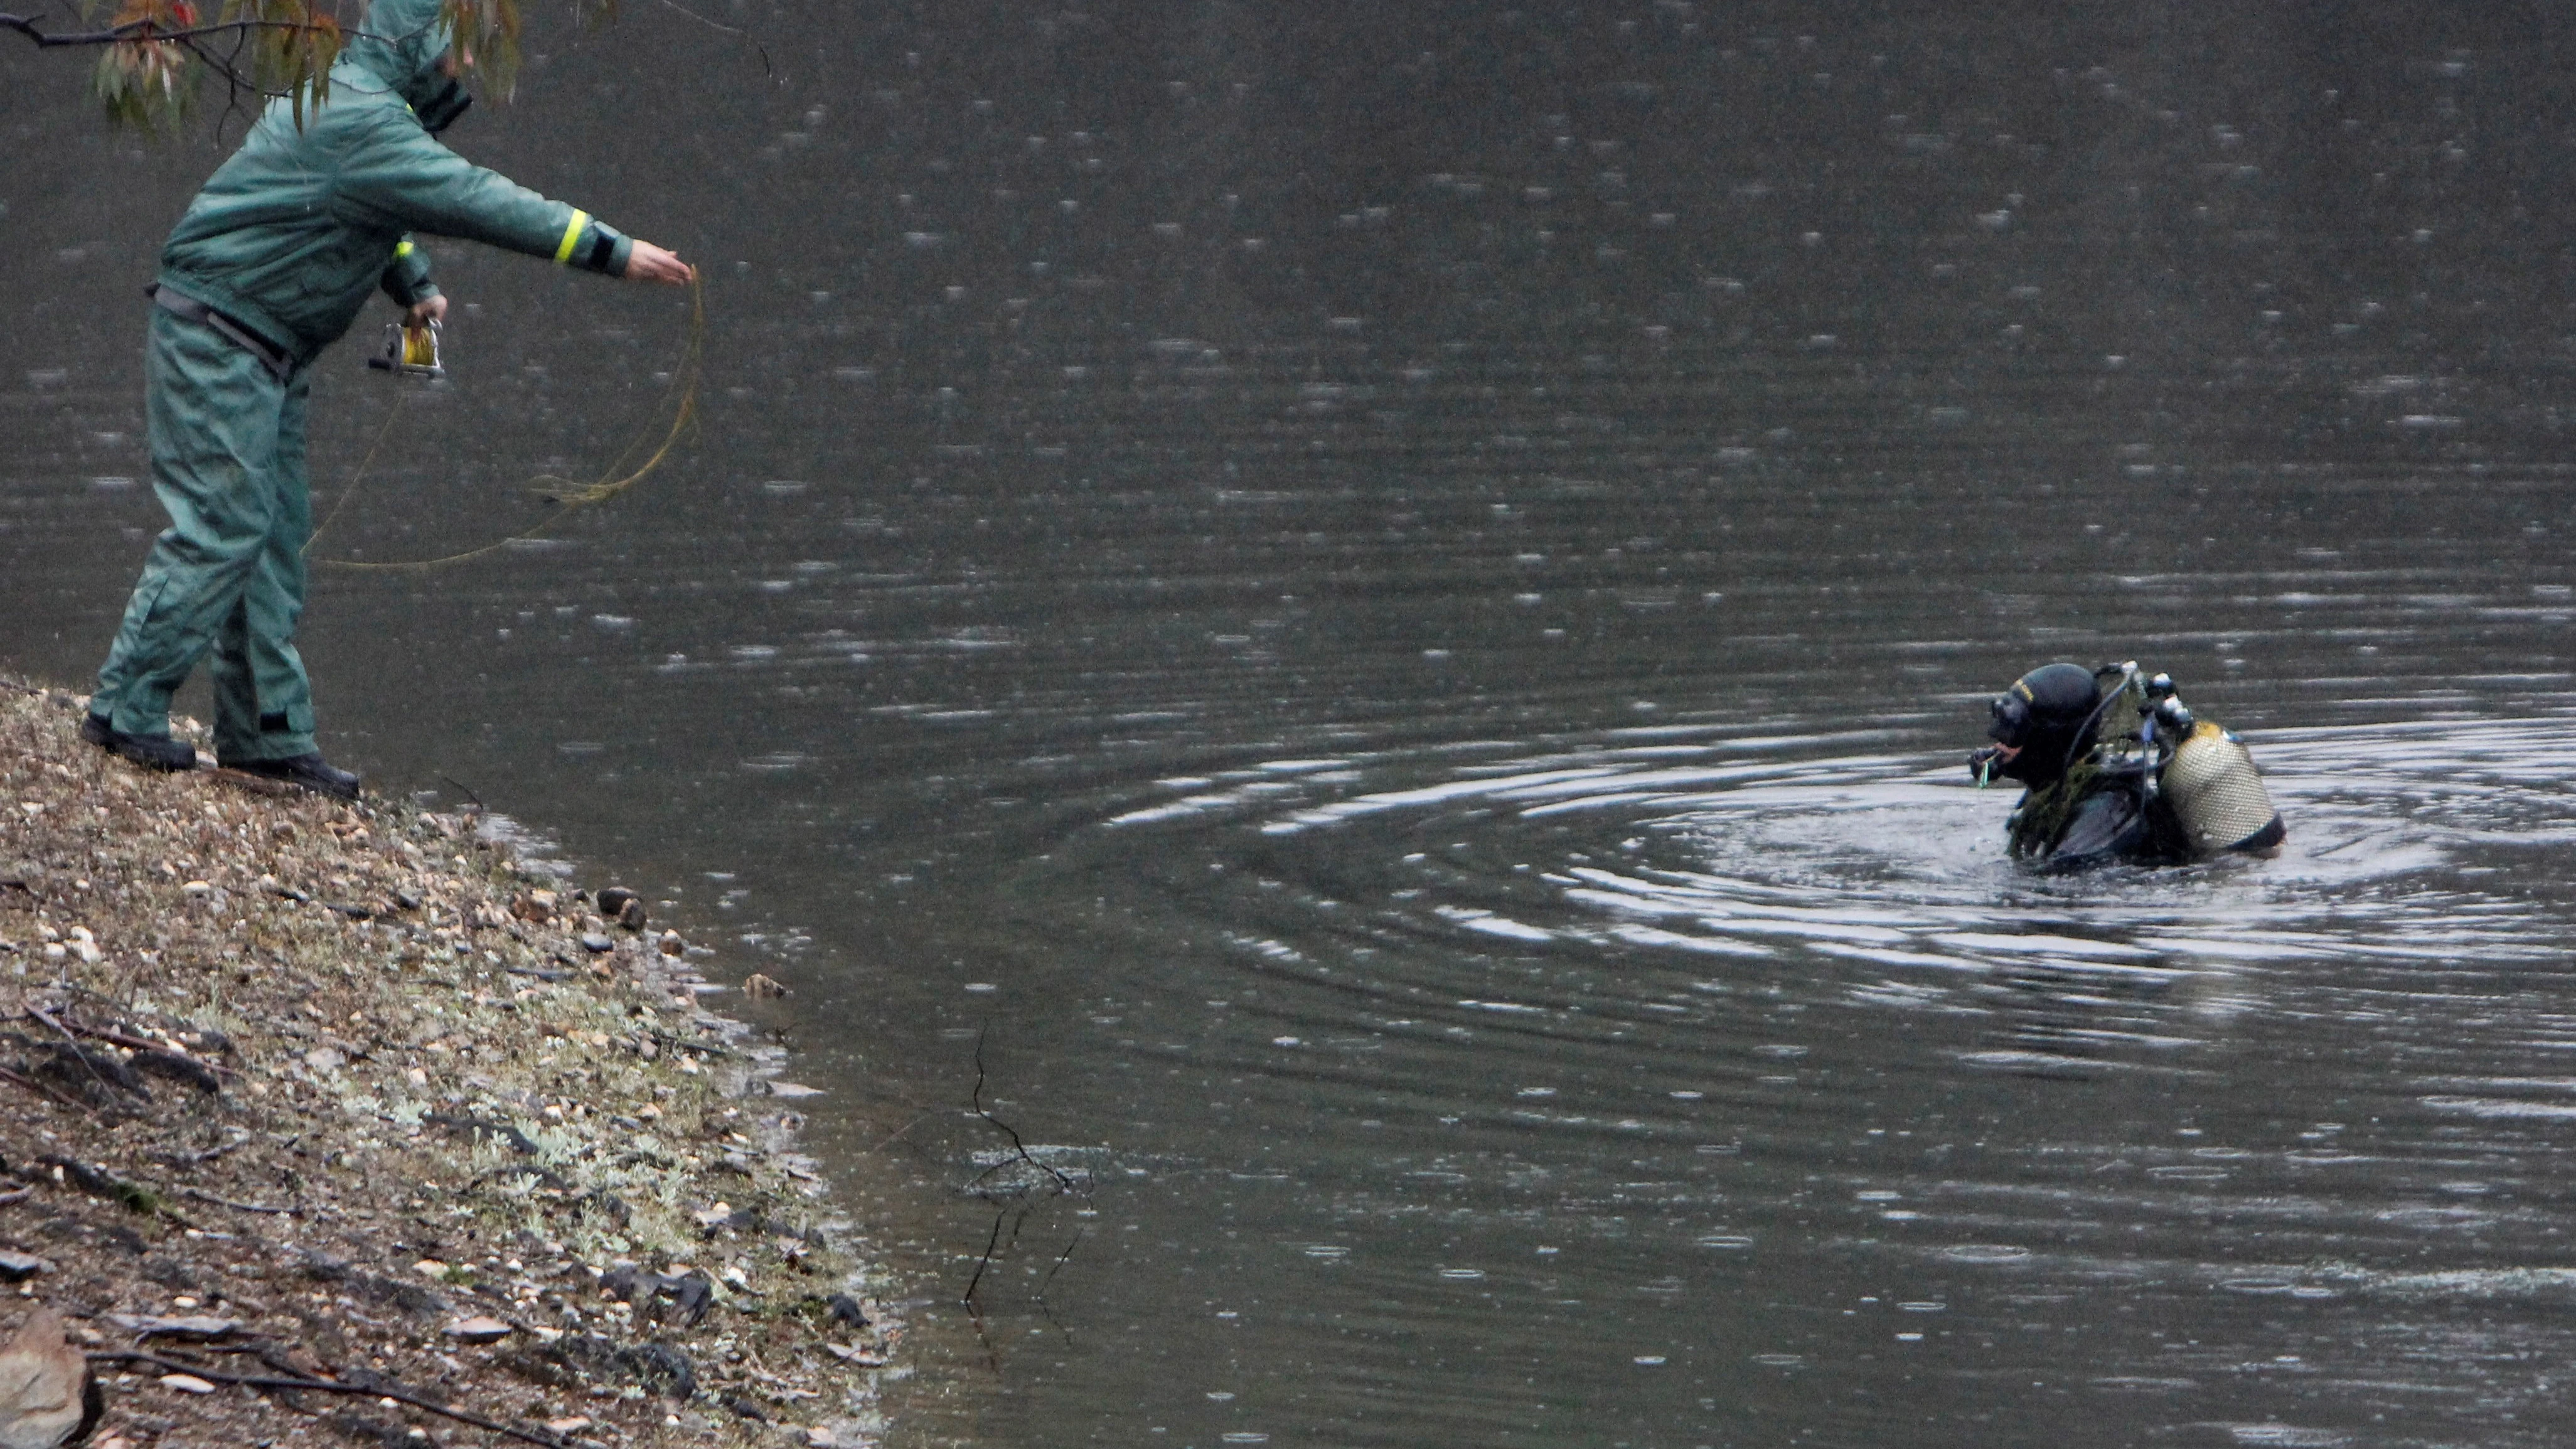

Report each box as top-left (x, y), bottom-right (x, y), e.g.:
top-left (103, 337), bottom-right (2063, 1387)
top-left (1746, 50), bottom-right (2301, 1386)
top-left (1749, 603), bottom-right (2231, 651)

top-left (1034, 1227), bottom-right (1083, 1302)
top-left (968, 1026), bottom-right (1074, 1195)
top-left (956, 1024), bottom-right (1094, 1367)
top-left (962, 1206), bottom-right (1012, 1310)
top-left (438, 775), bottom-right (484, 812)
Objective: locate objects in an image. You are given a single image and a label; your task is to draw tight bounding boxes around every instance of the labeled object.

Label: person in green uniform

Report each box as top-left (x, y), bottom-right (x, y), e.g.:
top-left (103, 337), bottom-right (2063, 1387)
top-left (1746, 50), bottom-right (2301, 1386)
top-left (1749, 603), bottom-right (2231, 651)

top-left (82, 0), bottom-right (693, 799)
top-left (1969, 661), bottom-right (2287, 871)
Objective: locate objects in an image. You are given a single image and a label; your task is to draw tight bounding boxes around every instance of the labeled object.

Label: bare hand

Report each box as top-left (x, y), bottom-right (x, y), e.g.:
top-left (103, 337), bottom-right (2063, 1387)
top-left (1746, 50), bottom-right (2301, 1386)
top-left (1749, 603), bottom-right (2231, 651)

top-left (404, 294), bottom-right (449, 328)
top-left (623, 240), bottom-right (695, 286)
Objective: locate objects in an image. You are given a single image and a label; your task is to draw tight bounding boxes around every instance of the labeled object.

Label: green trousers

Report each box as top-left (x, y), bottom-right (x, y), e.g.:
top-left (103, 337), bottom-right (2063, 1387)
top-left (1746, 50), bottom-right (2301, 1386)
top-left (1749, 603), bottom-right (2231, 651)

top-left (92, 308), bottom-right (318, 762)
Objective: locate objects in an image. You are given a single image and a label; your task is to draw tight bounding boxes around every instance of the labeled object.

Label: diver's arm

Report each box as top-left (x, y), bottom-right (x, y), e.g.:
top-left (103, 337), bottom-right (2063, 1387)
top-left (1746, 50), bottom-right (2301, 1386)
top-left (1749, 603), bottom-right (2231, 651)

top-left (328, 114), bottom-right (636, 276)
top-left (2043, 788), bottom-right (2147, 870)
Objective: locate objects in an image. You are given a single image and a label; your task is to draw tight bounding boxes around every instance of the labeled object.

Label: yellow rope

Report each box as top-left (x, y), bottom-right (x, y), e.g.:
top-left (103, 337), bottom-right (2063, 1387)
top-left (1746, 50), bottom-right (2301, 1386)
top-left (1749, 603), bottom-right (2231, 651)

top-left (302, 384), bottom-right (410, 555)
top-left (308, 272), bottom-right (704, 572)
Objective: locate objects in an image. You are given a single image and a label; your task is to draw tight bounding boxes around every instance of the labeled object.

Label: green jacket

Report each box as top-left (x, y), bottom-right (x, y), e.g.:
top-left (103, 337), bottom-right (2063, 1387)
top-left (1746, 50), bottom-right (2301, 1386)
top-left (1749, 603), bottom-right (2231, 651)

top-left (154, 0), bottom-right (633, 368)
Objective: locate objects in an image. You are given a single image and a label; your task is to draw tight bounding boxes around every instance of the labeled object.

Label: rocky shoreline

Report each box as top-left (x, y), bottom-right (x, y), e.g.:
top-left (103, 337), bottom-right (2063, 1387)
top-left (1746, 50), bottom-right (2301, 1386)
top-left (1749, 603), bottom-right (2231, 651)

top-left (0, 676), bottom-right (897, 1448)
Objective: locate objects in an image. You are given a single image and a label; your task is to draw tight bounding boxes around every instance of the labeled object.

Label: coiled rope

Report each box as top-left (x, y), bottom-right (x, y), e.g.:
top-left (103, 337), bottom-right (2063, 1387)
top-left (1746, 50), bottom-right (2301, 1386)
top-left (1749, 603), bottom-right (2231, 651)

top-left (305, 271), bottom-right (704, 571)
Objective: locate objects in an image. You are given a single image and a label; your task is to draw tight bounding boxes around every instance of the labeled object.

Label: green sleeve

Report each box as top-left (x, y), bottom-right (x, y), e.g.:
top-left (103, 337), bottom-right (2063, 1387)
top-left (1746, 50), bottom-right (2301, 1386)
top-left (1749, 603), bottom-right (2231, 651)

top-left (378, 235), bottom-right (439, 306)
top-left (330, 112), bottom-right (635, 276)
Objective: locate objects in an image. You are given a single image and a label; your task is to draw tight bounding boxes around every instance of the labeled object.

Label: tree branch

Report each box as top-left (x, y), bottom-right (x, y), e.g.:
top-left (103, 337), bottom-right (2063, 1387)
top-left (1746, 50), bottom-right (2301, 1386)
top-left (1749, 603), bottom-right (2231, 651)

top-left (1, 11), bottom-right (329, 47)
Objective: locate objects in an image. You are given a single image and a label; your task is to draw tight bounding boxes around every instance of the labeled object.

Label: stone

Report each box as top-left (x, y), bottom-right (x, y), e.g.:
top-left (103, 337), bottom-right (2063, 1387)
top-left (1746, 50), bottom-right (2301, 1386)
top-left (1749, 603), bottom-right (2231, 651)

top-left (617, 1342), bottom-right (696, 1399)
top-left (579, 933), bottom-right (615, 954)
top-left (156, 1374), bottom-right (215, 1395)
top-left (0, 1254), bottom-right (53, 1283)
top-left (657, 930), bottom-right (685, 957)
top-left (765, 1081), bottom-right (824, 1100)
top-left (445, 1315), bottom-right (514, 1344)
top-left (0, 1307), bottom-right (96, 1448)
top-left (743, 973), bottom-right (789, 1000)
top-left (104, 1315), bottom-right (240, 1340)
top-left (596, 887), bottom-right (645, 930)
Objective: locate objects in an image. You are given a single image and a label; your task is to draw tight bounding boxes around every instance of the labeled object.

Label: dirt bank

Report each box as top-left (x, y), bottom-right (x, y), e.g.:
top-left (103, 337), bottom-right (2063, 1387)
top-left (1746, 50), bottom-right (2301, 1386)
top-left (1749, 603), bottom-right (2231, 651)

top-left (0, 676), bottom-right (897, 1449)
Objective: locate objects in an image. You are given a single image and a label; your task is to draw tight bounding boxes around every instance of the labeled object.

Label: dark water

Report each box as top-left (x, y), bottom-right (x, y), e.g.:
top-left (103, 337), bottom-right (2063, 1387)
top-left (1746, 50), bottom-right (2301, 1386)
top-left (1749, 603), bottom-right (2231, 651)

top-left (10, 3), bottom-right (2576, 1444)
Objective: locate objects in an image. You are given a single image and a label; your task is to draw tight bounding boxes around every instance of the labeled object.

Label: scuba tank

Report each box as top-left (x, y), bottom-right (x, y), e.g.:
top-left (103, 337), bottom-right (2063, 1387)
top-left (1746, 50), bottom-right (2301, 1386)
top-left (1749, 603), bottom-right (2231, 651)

top-left (2161, 719), bottom-right (2285, 853)
top-left (2125, 666), bottom-right (2286, 857)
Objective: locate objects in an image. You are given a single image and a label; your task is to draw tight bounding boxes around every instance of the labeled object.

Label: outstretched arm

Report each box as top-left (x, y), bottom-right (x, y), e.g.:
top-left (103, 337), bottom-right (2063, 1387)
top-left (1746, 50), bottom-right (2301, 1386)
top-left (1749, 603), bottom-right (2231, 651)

top-left (332, 111), bottom-right (657, 277)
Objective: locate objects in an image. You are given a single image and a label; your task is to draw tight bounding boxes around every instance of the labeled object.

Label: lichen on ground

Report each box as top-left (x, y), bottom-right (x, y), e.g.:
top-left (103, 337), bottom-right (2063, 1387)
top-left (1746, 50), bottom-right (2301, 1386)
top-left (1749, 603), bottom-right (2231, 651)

top-left (0, 676), bottom-right (895, 1448)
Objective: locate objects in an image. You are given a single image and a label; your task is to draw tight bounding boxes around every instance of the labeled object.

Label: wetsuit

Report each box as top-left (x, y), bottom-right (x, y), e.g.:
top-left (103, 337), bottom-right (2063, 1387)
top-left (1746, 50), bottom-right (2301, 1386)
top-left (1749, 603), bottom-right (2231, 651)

top-left (2004, 757), bottom-right (2193, 870)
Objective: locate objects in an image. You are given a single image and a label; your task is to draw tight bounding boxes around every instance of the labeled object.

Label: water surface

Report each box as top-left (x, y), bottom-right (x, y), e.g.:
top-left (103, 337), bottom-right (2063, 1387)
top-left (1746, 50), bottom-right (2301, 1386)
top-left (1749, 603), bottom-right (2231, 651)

top-left (8, 3), bottom-right (2576, 1445)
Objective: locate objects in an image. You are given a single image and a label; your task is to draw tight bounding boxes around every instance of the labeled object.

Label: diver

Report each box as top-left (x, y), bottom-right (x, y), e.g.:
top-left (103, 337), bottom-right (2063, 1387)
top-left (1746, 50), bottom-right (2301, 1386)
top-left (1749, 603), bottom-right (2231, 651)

top-left (1969, 661), bottom-right (2285, 870)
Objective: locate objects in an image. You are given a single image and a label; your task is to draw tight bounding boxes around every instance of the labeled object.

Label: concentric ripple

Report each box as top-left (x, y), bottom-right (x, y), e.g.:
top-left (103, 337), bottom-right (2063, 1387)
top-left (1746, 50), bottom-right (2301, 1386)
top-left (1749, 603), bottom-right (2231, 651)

top-left (934, 713), bottom-right (2576, 1448)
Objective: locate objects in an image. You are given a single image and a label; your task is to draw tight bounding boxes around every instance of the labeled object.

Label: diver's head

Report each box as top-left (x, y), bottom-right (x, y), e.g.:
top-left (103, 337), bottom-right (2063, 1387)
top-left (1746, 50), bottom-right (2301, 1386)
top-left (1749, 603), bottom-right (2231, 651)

top-left (1975, 661), bottom-right (2102, 785)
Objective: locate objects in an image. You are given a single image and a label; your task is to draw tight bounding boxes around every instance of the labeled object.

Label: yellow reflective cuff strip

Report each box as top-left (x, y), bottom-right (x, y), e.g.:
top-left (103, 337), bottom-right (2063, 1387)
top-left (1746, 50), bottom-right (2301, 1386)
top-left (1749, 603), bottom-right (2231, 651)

top-left (553, 210), bottom-right (591, 265)
top-left (395, 240), bottom-right (415, 259)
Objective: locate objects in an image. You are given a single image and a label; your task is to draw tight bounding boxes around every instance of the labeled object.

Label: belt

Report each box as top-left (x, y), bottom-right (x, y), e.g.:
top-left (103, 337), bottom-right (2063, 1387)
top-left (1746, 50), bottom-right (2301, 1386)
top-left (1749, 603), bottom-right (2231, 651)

top-left (146, 285), bottom-right (296, 383)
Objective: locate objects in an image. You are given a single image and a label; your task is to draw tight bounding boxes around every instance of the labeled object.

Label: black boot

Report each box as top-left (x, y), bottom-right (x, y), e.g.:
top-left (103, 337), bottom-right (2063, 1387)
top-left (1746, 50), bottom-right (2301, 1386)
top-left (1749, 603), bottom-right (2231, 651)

top-left (223, 752), bottom-right (361, 801)
top-left (80, 713), bottom-right (198, 772)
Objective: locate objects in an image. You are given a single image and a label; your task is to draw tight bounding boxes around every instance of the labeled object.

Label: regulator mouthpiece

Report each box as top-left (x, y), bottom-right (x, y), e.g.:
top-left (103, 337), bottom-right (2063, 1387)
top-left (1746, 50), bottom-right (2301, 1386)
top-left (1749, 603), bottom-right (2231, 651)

top-left (368, 320), bottom-right (446, 380)
top-left (1969, 744), bottom-right (2005, 788)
